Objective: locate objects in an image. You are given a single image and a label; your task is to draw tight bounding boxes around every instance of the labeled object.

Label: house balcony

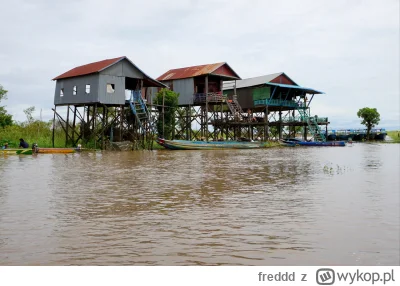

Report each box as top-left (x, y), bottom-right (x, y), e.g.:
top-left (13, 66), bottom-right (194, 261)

top-left (193, 92), bottom-right (226, 104)
top-left (282, 115), bottom-right (329, 123)
top-left (254, 99), bottom-right (306, 108)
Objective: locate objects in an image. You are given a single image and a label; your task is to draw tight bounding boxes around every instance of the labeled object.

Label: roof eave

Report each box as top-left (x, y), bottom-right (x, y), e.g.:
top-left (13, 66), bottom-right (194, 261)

top-left (265, 82), bottom-right (324, 94)
top-left (122, 57), bottom-right (167, 88)
top-left (222, 62), bottom-right (241, 80)
top-left (52, 72), bottom-right (97, 81)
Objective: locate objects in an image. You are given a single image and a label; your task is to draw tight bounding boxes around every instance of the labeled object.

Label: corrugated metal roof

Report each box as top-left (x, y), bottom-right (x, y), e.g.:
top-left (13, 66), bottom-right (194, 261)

top-left (52, 56), bottom-right (166, 87)
top-left (52, 56), bottom-right (125, 80)
top-left (265, 83), bottom-right (324, 94)
top-left (223, 72), bottom-right (284, 90)
top-left (157, 62), bottom-right (240, 81)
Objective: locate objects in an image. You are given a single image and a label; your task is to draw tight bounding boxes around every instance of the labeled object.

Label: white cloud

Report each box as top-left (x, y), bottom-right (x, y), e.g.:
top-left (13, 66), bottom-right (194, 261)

top-left (0, 0), bottom-right (399, 129)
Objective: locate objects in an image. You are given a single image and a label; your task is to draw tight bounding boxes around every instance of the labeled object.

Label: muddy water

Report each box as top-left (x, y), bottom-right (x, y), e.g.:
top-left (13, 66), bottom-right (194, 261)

top-left (0, 143), bottom-right (399, 265)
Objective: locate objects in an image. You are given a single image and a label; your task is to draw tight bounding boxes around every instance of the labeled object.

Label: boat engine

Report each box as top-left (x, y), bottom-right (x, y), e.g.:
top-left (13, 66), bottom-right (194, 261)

top-left (32, 143), bottom-right (39, 153)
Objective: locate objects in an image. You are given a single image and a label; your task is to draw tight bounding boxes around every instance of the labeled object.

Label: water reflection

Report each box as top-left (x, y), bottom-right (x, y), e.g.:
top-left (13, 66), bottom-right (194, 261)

top-left (0, 144), bottom-right (399, 265)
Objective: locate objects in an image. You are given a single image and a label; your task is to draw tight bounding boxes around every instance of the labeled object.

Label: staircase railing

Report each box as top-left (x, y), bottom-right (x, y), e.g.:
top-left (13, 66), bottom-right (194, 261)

top-left (226, 94), bottom-right (245, 122)
top-left (193, 92), bottom-right (226, 104)
top-left (129, 90), bottom-right (156, 135)
top-left (297, 107), bottom-right (326, 142)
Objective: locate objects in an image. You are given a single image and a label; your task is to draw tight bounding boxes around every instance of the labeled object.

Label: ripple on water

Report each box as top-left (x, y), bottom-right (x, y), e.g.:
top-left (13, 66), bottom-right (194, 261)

top-left (0, 144), bottom-right (399, 265)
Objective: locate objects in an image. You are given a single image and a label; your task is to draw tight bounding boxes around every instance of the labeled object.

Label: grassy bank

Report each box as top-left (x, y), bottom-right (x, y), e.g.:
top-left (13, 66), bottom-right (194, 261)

top-left (386, 131), bottom-right (400, 143)
top-left (1, 121), bottom-right (283, 150)
top-left (0, 121), bottom-right (65, 148)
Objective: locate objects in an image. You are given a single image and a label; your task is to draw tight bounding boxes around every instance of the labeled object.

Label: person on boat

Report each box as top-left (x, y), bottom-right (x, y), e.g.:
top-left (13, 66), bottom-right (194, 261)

top-left (1, 142), bottom-right (8, 149)
top-left (19, 138), bottom-right (29, 148)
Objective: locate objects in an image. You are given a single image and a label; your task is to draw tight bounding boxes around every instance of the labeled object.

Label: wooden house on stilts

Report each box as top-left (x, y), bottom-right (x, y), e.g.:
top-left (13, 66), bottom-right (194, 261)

top-left (52, 56), bottom-right (166, 149)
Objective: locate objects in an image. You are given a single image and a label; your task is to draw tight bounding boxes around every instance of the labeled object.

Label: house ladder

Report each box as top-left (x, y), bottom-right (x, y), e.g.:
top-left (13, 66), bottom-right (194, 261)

top-left (297, 107), bottom-right (326, 142)
top-left (128, 91), bottom-right (157, 147)
top-left (226, 94), bottom-right (244, 122)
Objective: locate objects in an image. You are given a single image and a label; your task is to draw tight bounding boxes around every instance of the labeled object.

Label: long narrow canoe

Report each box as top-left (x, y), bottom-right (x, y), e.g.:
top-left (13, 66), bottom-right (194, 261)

top-left (0, 148), bottom-right (34, 155)
top-left (36, 148), bottom-right (77, 154)
top-left (157, 138), bottom-right (267, 150)
top-left (1, 147), bottom-right (78, 155)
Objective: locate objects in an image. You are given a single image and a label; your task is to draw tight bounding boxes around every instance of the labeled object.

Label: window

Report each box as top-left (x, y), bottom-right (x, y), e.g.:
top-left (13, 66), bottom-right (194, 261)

top-left (107, 83), bottom-right (115, 94)
top-left (86, 84), bottom-right (90, 94)
top-left (60, 88), bottom-right (64, 97)
top-left (73, 86), bottom-right (77, 95)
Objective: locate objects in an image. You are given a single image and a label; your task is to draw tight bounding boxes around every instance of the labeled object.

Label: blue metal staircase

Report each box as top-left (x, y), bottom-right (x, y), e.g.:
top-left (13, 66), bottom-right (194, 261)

top-left (128, 90), bottom-right (157, 136)
top-left (297, 107), bottom-right (326, 142)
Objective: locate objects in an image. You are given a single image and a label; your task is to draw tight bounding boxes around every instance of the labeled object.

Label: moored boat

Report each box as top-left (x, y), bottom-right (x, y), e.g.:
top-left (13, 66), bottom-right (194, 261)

top-left (157, 138), bottom-right (267, 150)
top-left (279, 140), bottom-right (297, 147)
top-left (0, 148), bottom-right (34, 155)
top-left (36, 148), bottom-right (77, 154)
top-left (1, 147), bottom-right (81, 155)
top-left (281, 138), bottom-right (346, 147)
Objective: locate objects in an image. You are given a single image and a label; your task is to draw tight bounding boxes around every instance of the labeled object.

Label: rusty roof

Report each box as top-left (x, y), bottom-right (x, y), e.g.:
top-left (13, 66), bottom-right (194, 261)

top-left (52, 56), bottom-right (166, 87)
top-left (157, 62), bottom-right (240, 81)
top-left (52, 56), bottom-right (125, 80)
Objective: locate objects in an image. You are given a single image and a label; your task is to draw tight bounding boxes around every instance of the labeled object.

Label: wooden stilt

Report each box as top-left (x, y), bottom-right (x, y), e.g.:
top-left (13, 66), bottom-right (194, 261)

top-left (65, 105), bottom-right (70, 147)
top-left (72, 106), bottom-right (77, 146)
top-left (94, 104), bottom-right (97, 149)
top-left (278, 109), bottom-right (282, 140)
top-left (205, 75), bottom-right (208, 141)
top-left (102, 106), bottom-right (106, 149)
top-left (82, 105), bottom-right (86, 144)
top-left (52, 106), bottom-right (56, 147)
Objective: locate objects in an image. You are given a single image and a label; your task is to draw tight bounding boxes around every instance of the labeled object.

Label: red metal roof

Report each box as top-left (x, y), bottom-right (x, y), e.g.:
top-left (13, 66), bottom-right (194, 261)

top-left (52, 56), bottom-right (125, 80)
top-left (157, 62), bottom-right (240, 81)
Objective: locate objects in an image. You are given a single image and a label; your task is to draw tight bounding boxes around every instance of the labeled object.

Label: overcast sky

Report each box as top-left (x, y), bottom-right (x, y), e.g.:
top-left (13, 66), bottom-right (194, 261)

top-left (1, 0), bottom-right (399, 129)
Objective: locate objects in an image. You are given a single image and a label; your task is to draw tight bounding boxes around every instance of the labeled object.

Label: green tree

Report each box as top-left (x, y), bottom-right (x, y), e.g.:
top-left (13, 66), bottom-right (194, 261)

top-left (154, 88), bottom-right (179, 139)
top-left (23, 106), bottom-right (36, 124)
top-left (357, 107), bottom-right (380, 140)
top-left (0, 85), bottom-right (13, 128)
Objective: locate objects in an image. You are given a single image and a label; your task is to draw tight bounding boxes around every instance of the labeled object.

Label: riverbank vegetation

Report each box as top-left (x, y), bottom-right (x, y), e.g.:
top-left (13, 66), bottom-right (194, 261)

top-left (386, 131), bottom-right (400, 143)
top-left (0, 120), bottom-right (65, 148)
top-left (154, 88), bottom-right (179, 140)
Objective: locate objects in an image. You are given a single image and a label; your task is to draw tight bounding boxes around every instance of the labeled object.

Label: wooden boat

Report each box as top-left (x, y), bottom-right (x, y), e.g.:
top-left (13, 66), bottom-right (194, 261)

top-left (281, 138), bottom-right (346, 147)
top-left (279, 140), bottom-right (297, 147)
top-left (35, 147), bottom-right (77, 154)
top-left (1, 148), bottom-right (34, 155)
top-left (1, 147), bottom-right (79, 155)
top-left (157, 138), bottom-right (267, 150)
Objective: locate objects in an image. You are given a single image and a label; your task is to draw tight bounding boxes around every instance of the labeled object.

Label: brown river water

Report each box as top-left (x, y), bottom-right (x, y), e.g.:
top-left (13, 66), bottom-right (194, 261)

top-left (0, 143), bottom-right (399, 265)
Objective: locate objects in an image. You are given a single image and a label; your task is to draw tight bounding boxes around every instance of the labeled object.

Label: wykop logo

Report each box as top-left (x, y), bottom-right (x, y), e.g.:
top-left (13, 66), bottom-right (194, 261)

top-left (316, 268), bottom-right (335, 285)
